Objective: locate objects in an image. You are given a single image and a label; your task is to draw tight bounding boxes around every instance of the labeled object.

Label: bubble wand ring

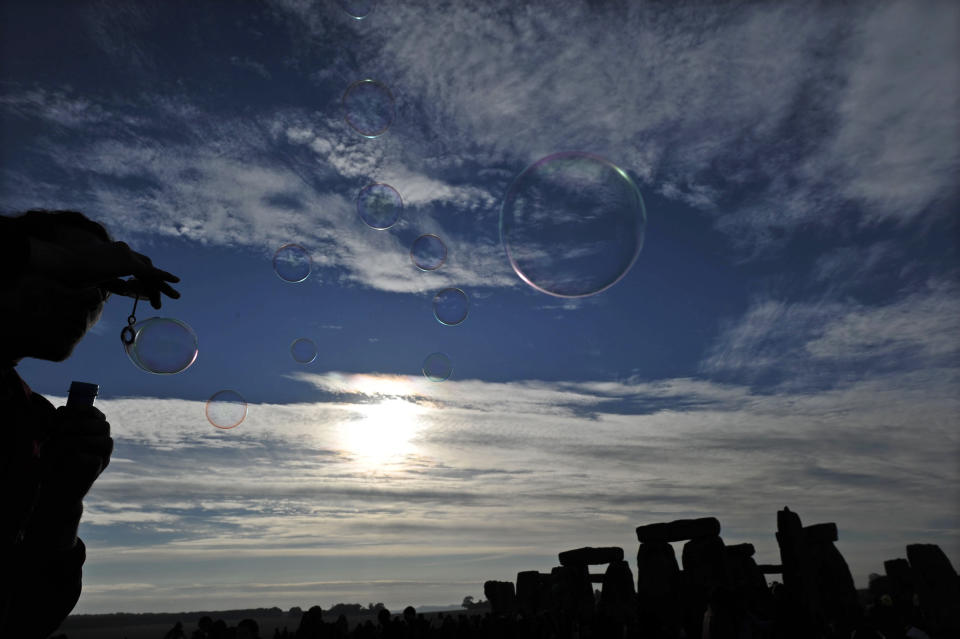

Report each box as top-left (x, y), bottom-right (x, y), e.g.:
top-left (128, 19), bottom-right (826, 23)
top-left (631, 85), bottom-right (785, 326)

top-left (120, 296), bottom-right (139, 346)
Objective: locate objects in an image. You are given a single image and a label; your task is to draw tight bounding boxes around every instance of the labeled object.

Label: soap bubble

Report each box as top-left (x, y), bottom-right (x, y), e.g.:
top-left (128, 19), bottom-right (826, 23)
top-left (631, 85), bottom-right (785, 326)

top-left (422, 352), bottom-right (452, 382)
top-left (274, 244), bottom-right (311, 283)
top-left (433, 288), bottom-right (469, 326)
top-left (338, 0), bottom-right (374, 19)
top-left (123, 317), bottom-right (198, 375)
top-left (343, 79), bottom-right (395, 138)
top-left (357, 183), bottom-right (403, 230)
top-left (500, 152), bottom-right (646, 298)
top-left (206, 390), bottom-right (247, 429)
top-left (411, 234), bottom-right (447, 271)
top-left (291, 337), bottom-right (318, 364)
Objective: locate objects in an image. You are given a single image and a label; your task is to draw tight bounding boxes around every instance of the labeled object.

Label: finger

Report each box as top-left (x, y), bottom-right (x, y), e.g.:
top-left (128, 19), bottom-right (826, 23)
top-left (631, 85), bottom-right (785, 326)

top-left (132, 249), bottom-right (154, 267)
top-left (158, 280), bottom-right (181, 297)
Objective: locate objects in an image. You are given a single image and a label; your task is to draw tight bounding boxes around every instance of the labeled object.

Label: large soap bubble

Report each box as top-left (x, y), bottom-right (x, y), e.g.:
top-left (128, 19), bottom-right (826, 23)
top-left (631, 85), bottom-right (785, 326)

top-left (433, 288), bottom-right (469, 326)
top-left (206, 390), bottom-right (247, 429)
top-left (343, 79), bottom-right (395, 138)
top-left (274, 244), bottom-right (312, 283)
top-left (291, 337), bottom-right (318, 364)
top-left (422, 352), bottom-right (452, 382)
top-left (338, 0), bottom-right (374, 19)
top-left (357, 183), bottom-right (403, 230)
top-left (500, 152), bottom-right (646, 298)
top-left (411, 234), bottom-right (447, 271)
top-left (124, 317), bottom-right (198, 374)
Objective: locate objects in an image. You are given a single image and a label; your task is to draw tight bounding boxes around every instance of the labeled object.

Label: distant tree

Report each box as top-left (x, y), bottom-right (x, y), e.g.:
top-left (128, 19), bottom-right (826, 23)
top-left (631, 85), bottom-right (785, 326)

top-left (328, 602), bottom-right (365, 616)
top-left (461, 596), bottom-right (487, 610)
top-left (288, 606), bottom-right (303, 617)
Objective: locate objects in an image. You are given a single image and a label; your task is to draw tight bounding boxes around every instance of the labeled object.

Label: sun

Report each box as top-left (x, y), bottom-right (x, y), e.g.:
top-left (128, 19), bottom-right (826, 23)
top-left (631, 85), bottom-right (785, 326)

top-left (337, 397), bottom-right (424, 470)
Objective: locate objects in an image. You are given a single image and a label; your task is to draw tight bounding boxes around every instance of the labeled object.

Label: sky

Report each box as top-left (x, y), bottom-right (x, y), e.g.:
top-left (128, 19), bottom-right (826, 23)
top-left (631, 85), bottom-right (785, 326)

top-left (1, 0), bottom-right (958, 616)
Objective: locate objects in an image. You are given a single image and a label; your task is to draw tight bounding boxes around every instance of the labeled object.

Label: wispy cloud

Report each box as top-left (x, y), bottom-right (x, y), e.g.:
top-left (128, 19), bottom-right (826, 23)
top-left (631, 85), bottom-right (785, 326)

top-left (701, 277), bottom-right (960, 383)
top-left (5, 0), bottom-right (956, 281)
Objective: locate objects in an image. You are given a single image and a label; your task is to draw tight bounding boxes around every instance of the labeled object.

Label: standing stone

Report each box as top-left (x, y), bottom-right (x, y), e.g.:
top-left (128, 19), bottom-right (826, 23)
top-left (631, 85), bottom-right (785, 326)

top-left (681, 535), bottom-right (727, 639)
top-left (724, 544), bottom-right (772, 620)
top-left (483, 580), bottom-right (517, 616)
top-left (516, 571), bottom-right (542, 617)
top-left (883, 558), bottom-right (915, 621)
top-left (906, 543), bottom-right (960, 636)
top-left (776, 507), bottom-right (822, 637)
top-left (599, 559), bottom-right (636, 619)
top-left (637, 540), bottom-right (683, 638)
top-left (802, 523), bottom-right (838, 544)
top-left (551, 563), bottom-right (594, 622)
top-left (806, 531), bottom-right (860, 635)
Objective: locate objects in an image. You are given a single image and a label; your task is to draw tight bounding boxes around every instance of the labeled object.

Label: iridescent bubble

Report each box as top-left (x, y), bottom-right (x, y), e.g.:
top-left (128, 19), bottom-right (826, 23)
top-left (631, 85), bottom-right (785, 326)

top-left (411, 234), bottom-right (447, 271)
top-left (342, 79), bottom-right (395, 138)
top-left (500, 152), bottom-right (646, 298)
top-left (357, 183), bottom-right (403, 230)
top-left (124, 317), bottom-right (199, 375)
top-left (273, 244), bottom-right (311, 283)
top-left (433, 288), bottom-right (469, 326)
top-left (291, 337), bottom-right (318, 364)
top-left (338, 0), bottom-right (374, 19)
top-left (206, 390), bottom-right (247, 430)
top-left (422, 352), bottom-right (452, 382)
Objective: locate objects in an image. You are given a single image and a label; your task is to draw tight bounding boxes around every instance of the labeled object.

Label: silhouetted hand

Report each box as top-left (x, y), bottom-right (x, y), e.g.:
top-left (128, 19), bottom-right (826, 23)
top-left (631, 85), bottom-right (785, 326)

top-left (24, 405), bottom-right (113, 550)
top-left (31, 238), bottom-right (181, 309)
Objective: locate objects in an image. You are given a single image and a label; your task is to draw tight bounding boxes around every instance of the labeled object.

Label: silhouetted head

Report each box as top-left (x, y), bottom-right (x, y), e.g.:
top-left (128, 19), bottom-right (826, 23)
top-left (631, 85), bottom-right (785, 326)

top-left (237, 618), bottom-right (259, 639)
top-left (377, 607), bottom-right (391, 626)
top-left (1, 210), bottom-right (112, 365)
top-left (403, 606), bottom-right (416, 623)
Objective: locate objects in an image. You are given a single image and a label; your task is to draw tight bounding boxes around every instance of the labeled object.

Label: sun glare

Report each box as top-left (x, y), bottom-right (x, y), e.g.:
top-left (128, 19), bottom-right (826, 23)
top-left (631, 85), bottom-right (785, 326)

top-left (337, 397), bottom-right (425, 469)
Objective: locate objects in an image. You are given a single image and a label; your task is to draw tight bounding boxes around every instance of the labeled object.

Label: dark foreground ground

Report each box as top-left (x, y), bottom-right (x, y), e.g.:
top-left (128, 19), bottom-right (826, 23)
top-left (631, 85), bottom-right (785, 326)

top-left (55, 607), bottom-right (485, 639)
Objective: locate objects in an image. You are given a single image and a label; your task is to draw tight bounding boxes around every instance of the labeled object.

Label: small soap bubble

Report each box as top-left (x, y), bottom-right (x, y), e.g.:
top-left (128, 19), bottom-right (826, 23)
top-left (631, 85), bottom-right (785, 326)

top-left (422, 352), bottom-right (452, 382)
top-left (357, 183), bottom-right (403, 230)
top-left (124, 317), bottom-right (198, 375)
top-left (500, 152), bottom-right (646, 298)
top-left (433, 288), bottom-right (469, 326)
top-left (411, 234), bottom-right (447, 271)
top-left (338, 0), bottom-right (374, 19)
top-left (291, 337), bottom-right (318, 364)
top-left (206, 390), bottom-right (247, 429)
top-left (342, 79), bottom-right (395, 138)
top-left (273, 244), bottom-right (312, 283)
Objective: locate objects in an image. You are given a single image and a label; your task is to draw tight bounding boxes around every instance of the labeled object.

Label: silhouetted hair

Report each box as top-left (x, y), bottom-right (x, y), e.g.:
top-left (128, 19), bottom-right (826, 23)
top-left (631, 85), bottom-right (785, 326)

top-left (5, 209), bottom-right (111, 243)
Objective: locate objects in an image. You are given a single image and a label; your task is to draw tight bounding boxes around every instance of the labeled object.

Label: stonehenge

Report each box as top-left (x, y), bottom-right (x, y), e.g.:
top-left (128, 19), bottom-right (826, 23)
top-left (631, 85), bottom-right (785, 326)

top-left (479, 508), bottom-right (956, 638)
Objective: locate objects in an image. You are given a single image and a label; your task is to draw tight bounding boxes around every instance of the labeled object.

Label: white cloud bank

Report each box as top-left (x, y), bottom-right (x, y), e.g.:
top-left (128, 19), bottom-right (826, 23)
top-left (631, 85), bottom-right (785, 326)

top-left (64, 351), bottom-right (958, 612)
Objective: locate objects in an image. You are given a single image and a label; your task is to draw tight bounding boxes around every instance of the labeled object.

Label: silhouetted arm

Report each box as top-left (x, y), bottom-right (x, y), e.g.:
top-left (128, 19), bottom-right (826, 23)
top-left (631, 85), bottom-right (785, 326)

top-left (0, 217), bottom-right (30, 280)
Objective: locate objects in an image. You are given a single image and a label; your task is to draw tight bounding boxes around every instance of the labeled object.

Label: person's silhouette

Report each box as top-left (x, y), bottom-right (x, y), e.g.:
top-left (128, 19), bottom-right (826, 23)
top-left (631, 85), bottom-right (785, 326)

top-left (0, 209), bottom-right (180, 637)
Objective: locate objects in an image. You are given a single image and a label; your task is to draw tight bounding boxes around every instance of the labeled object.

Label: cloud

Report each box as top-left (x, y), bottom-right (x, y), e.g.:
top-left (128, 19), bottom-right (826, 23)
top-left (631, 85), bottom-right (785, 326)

top-left (701, 278), bottom-right (960, 383)
top-left (6, 0), bottom-right (957, 284)
top-left (65, 350), bottom-right (958, 613)
top-left (348, 0), bottom-right (957, 254)
top-left (823, 0), bottom-right (960, 226)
